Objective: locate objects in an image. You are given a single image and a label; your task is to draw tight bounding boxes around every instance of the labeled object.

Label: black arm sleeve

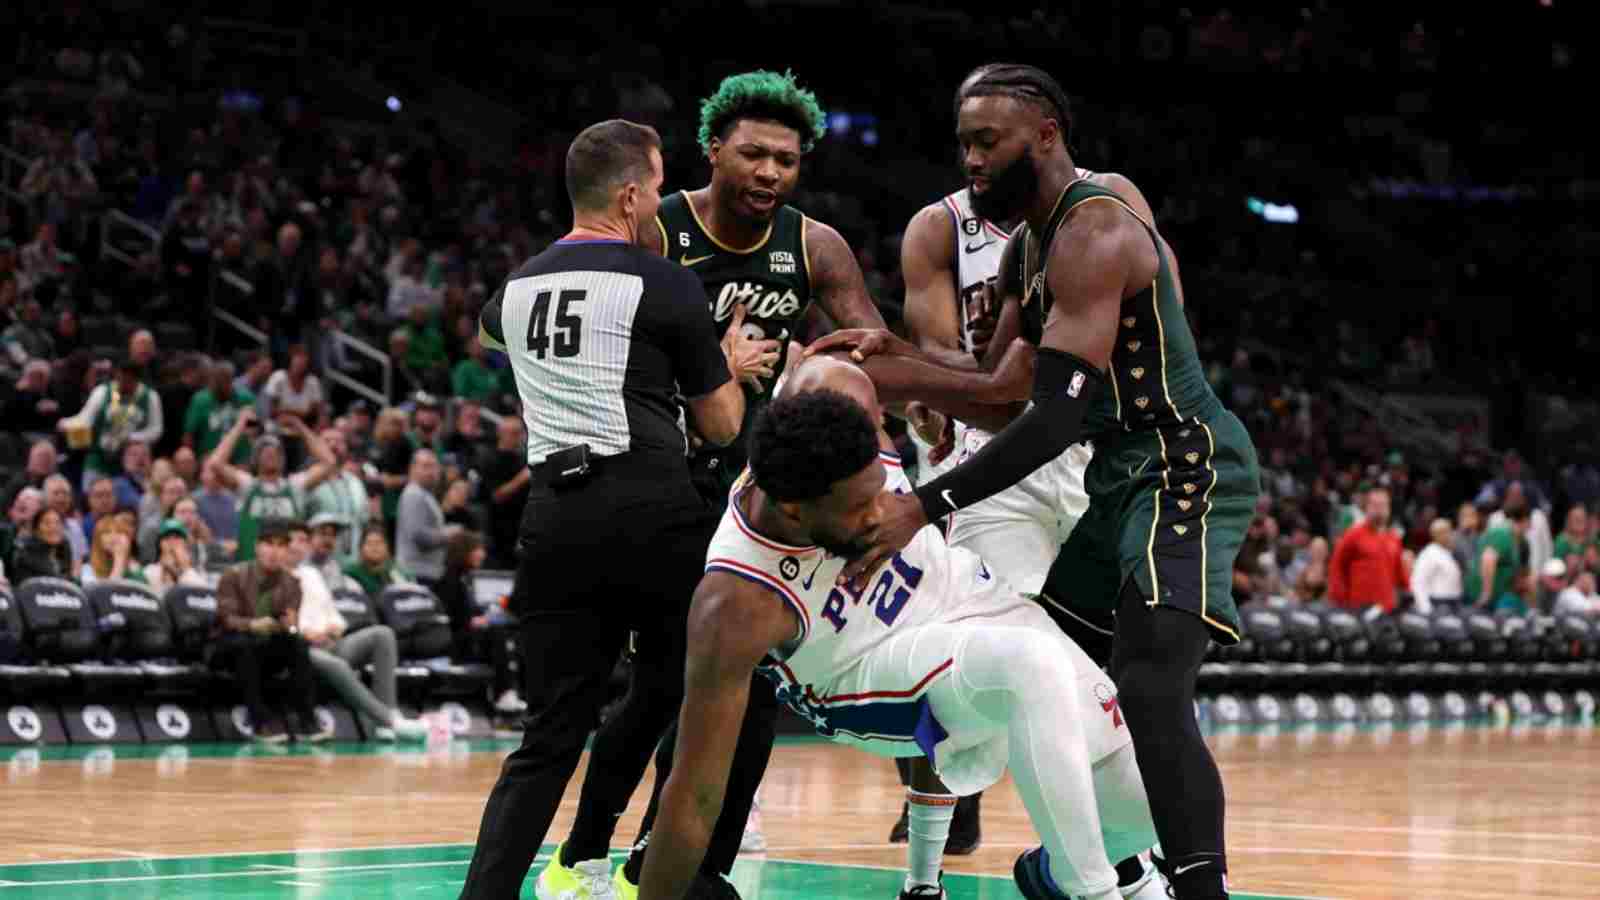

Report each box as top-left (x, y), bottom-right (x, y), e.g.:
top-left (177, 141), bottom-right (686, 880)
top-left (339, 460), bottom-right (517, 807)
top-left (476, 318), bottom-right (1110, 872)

top-left (659, 265), bottom-right (731, 399)
top-left (912, 348), bottom-right (1102, 521)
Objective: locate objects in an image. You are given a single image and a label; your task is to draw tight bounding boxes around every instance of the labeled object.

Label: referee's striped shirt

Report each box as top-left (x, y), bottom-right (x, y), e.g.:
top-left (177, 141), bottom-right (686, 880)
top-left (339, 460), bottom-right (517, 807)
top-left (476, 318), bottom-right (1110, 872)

top-left (479, 238), bottom-right (729, 467)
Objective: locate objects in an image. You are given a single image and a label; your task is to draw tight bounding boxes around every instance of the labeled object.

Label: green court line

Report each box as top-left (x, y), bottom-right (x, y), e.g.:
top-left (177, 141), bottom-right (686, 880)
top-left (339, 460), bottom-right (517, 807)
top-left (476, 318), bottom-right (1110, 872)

top-left (0, 844), bottom-right (1323, 899)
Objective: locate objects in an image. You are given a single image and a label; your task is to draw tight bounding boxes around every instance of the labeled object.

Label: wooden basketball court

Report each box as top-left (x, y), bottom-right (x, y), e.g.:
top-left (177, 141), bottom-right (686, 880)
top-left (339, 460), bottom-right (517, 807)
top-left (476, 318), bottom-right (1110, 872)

top-left (2, 722), bottom-right (1596, 898)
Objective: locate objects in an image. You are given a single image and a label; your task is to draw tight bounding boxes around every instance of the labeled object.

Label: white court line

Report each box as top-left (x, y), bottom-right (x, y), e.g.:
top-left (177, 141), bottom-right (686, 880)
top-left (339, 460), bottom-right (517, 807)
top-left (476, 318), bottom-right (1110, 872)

top-left (248, 864), bottom-right (298, 871)
top-left (2, 840), bottom-right (477, 867)
top-left (1230, 845), bottom-right (1600, 871)
top-left (275, 881), bottom-right (322, 888)
top-left (1231, 817), bottom-right (1600, 845)
top-left (0, 859), bottom-right (474, 889)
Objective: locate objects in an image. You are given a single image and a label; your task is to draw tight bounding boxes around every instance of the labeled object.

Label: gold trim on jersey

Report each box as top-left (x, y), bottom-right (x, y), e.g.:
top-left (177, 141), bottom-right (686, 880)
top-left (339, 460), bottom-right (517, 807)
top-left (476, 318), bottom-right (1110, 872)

top-left (1150, 275), bottom-right (1179, 421)
top-left (683, 189), bottom-right (774, 254)
top-left (1146, 427), bottom-right (1173, 608)
top-left (654, 216), bottom-right (669, 258)
top-left (1195, 420), bottom-right (1237, 641)
top-left (801, 216), bottom-right (812, 284)
top-left (1106, 356), bottom-right (1124, 427)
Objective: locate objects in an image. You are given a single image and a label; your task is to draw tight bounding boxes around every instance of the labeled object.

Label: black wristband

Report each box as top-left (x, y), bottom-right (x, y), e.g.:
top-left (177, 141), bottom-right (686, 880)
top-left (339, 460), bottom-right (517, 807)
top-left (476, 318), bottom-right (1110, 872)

top-left (913, 348), bottom-right (1102, 520)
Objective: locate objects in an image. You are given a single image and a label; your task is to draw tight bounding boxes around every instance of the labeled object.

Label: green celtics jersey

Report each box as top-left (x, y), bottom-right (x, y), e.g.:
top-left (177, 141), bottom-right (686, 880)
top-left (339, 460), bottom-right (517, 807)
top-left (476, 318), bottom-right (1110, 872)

top-left (654, 190), bottom-right (813, 398)
top-left (1016, 179), bottom-right (1223, 439)
top-left (655, 191), bottom-right (814, 491)
top-left (236, 476), bottom-right (304, 562)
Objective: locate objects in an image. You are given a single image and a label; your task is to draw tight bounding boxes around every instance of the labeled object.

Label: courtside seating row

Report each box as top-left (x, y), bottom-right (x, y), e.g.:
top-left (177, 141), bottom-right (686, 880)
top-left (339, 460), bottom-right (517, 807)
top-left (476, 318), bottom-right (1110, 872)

top-left (0, 578), bottom-right (493, 703)
top-left (1198, 602), bottom-right (1600, 698)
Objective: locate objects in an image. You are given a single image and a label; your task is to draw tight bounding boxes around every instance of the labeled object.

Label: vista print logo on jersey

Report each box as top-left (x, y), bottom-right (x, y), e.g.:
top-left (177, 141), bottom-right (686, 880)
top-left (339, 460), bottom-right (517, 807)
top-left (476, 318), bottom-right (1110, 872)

top-left (768, 250), bottom-right (796, 274)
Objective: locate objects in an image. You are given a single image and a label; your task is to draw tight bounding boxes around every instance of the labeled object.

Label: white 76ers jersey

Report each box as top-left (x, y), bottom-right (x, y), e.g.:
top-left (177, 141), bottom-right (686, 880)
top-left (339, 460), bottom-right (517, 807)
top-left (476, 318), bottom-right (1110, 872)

top-left (705, 452), bottom-right (1037, 750)
top-left (943, 188), bottom-right (1010, 355)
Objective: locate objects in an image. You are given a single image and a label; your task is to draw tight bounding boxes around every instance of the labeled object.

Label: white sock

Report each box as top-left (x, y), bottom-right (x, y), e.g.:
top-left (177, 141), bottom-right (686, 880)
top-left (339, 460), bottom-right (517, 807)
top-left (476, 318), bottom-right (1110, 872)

top-left (904, 788), bottom-right (955, 890)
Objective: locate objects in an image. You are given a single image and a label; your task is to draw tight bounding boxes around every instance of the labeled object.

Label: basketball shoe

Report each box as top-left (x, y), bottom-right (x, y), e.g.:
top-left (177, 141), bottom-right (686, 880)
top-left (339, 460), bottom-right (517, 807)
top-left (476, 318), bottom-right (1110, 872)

top-left (535, 842), bottom-right (616, 899)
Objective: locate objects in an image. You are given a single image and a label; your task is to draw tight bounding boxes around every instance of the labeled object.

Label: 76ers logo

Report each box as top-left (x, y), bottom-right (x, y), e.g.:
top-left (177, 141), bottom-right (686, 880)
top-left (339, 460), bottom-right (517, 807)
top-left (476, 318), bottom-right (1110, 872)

top-left (1094, 683), bottom-right (1123, 729)
top-left (773, 682), bottom-right (835, 738)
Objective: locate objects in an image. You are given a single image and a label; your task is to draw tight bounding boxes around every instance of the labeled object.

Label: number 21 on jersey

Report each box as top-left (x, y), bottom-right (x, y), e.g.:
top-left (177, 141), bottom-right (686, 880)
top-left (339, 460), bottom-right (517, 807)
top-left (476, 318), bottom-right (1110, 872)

top-left (819, 553), bottom-right (924, 633)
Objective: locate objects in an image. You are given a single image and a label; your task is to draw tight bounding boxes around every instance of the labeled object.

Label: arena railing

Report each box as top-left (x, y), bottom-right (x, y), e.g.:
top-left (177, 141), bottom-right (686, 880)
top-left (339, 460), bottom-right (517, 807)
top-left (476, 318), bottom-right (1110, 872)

top-left (99, 209), bottom-right (160, 267)
top-left (325, 331), bottom-right (392, 411)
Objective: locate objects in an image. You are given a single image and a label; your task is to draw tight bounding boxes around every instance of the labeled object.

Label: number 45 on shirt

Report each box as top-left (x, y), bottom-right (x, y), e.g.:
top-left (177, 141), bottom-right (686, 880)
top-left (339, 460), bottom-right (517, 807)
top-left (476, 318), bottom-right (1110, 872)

top-left (527, 289), bottom-right (585, 359)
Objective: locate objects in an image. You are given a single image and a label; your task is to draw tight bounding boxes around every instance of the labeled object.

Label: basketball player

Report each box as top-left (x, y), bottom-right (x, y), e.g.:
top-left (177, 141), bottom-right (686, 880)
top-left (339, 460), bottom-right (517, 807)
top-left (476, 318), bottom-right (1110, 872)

top-left (538, 70), bottom-right (902, 899)
top-left (887, 66), bottom-right (1164, 899)
top-left (638, 356), bottom-right (1164, 900)
top-left (808, 64), bottom-right (1262, 900)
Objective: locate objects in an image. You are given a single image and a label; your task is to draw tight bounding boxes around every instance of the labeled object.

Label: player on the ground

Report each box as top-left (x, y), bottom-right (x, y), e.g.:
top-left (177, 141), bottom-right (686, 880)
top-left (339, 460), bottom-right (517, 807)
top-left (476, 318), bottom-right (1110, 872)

top-left (637, 357), bottom-right (1164, 900)
top-left (538, 69), bottom-right (909, 900)
top-left (807, 64), bottom-right (1262, 900)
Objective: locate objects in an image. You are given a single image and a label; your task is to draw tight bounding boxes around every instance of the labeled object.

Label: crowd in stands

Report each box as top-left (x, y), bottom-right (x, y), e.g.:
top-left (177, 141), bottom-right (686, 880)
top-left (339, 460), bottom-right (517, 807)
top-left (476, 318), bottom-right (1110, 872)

top-left (1, 3), bottom-right (1596, 739)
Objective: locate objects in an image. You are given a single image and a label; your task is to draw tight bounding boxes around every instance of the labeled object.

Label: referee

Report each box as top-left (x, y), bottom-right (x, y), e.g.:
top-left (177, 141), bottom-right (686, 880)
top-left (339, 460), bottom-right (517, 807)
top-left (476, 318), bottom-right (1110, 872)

top-left (458, 119), bottom-right (757, 898)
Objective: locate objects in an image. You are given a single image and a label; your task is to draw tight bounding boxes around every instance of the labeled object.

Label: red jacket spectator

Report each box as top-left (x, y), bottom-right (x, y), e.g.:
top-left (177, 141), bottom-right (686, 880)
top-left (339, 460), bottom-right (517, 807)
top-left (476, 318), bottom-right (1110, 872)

top-left (1329, 488), bottom-right (1410, 611)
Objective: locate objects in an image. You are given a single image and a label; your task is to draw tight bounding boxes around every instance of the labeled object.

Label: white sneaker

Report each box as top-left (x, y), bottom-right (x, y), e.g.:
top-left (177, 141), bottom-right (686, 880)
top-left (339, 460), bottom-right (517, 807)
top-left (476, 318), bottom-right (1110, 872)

top-left (495, 689), bottom-right (526, 714)
top-left (392, 716), bottom-right (429, 741)
top-left (373, 726), bottom-right (397, 742)
top-left (1119, 859), bottom-right (1170, 900)
top-left (740, 794), bottom-right (767, 853)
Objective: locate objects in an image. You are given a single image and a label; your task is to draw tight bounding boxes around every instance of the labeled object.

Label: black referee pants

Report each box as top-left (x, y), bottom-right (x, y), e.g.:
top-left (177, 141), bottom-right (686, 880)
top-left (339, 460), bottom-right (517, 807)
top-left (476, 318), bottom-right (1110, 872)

top-left (458, 454), bottom-right (716, 900)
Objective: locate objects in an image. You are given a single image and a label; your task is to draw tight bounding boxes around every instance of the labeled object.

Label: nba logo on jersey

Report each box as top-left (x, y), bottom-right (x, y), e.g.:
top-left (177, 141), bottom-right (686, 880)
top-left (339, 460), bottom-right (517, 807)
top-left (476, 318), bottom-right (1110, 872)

top-left (1068, 371), bottom-right (1086, 398)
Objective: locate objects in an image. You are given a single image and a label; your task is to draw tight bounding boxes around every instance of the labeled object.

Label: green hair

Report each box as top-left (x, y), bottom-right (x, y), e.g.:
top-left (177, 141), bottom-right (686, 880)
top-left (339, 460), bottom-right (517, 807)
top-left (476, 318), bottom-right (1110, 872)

top-left (698, 70), bottom-right (827, 153)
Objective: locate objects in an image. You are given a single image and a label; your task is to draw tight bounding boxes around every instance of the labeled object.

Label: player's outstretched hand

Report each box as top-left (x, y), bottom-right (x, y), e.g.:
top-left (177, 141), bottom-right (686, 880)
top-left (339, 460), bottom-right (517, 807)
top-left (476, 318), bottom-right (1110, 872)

top-left (838, 492), bottom-right (927, 587)
top-left (723, 303), bottom-right (782, 390)
top-left (907, 402), bottom-right (955, 465)
top-left (804, 328), bottom-right (912, 363)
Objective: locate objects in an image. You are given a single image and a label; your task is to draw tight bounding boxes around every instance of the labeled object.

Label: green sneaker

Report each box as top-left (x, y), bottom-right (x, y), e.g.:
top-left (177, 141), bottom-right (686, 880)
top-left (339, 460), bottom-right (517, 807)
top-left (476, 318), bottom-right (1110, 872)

top-left (534, 842), bottom-right (617, 899)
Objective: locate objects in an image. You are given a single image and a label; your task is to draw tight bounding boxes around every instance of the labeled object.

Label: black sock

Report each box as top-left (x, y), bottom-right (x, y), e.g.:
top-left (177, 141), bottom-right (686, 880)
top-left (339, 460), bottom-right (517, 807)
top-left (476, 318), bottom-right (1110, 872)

top-left (622, 836), bottom-right (647, 885)
top-left (1168, 853), bottom-right (1228, 899)
top-left (1115, 855), bottom-right (1146, 887)
top-left (1110, 582), bottom-right (1228, 900)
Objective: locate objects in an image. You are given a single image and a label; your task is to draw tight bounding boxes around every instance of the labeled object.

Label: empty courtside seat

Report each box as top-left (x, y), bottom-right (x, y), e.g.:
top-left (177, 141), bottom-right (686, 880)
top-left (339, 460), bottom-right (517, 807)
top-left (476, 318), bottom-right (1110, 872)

top-left (85, 581), bottom-right (209, 694)
top-left (165, 585), bottom-right (220, 664)
top-left (16, 578), bottom-right (144, 693)
top-left (0, 587), bottom-right (72, 698)
top-left (1323, 607), bottom-right (1375, 694)
top-left (376, 585), bottom-right (492, 698)
top-left (1428, 611), bottom-right (1470, 692)
top-left (1237, 608), bottom-right (1284, 692)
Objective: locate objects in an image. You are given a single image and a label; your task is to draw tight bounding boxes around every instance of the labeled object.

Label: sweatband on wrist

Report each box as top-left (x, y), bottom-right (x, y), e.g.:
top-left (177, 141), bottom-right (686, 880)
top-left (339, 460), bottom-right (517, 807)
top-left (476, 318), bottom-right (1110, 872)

top-left (913, 348), bottom-right (1102, 520)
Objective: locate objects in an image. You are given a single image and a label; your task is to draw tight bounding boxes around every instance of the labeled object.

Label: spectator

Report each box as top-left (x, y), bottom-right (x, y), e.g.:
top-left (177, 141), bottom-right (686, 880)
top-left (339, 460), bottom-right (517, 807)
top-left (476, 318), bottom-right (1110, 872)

top-left (42, 474), bottom-right (88, 564)
top-left (192, 461), bottom-right (240, 549)
top-left (185, 361), bottom-right (257, 464)
top-left (435, 528), bottom-right (520, 713)
top-left (5, 361), bottom-right (61, 433)
top-left (285, 520), bottom-right (426, 741)
top-left (3, 300), bottom-right (55, 369)
top-left (1475, 450), bottom-right (1551, 513)
top-left (5, 439), bottom-right (59, 499)
top-left (370, 407), bottom-right (412, 536)
top-left (128, 330), bottom-right (158, 377)
top-left (61, 353), bottom-right (163, 490)
top-left (171, 495), bottom-right (227, 572)
top-left (480, 415), bottom-right (529, 567)
top-left (111, 440), bottom-right (153, 512)
top-left (144, 518), bottom-right (208, 592)
top-left (1556, 570), bottom-right (1598, 617)
top-left (9, 507), bottom-right (74, 583)
top-left (1451, 501), bottom-right (1482, 575)
top-left (1, 487), bottom-right (42, 570)
top-left (206, 409), bottom-right (336, 561)
top-left (1467, 501), bottom-right (1531, 610)
top-left (1408, 517), bottom-right (1463, 613)
top-left (261, 343), bottom-right (326, 431)
top-left (304, 513), bottom-right (355, 590)
top-left (211, 517), bottom-right (329, 743)
top-left (386, 250), bottom-right (439, 321)
top-left (342, 527), bottom-right (414, 597)
top-left (1536, 558), bottom-right (1570, 614)
top-left (1292, 562), bottom-right (1329, 604)
top-left (1553, 505), bottom-right (1589, 577)
top-left (81, 515), bottom-right (145, 586)
top-left (1329, 486), bottom-right (1410, 612)
top-left (137, 473), bottom-right (189, 560)
top-left (257, 222), bottom-right (317, 357)
top-left (341, 400), bottom-right (374, 461)
top-left (305, 428), bottom-right (371, 564)
top-left (444, 400), bottom-right (490, 467)
top-left (81, 475), bottom-right (119, 546)
top-left (173, 446), bottom-right (199, 487)
top-left (1489, 482), bottom-right (1553, 585)
top-left (396, 449), bottom-right (453, 592)
top-left (451, 335), bottom-right (498, 404)
top-left (410, 394), bottom-right (447, 455)
top-left (160, 200), bottom-right (211, 313)
top-left (233, 352), bottom-right (274, 417)
top-left (154, 353), bottom-right (206, 461)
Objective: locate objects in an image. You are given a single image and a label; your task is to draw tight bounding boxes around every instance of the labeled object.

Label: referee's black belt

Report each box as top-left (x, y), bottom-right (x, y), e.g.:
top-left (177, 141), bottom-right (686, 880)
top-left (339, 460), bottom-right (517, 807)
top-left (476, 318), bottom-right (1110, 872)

top-left (527, 450), bottom-right (680, 487)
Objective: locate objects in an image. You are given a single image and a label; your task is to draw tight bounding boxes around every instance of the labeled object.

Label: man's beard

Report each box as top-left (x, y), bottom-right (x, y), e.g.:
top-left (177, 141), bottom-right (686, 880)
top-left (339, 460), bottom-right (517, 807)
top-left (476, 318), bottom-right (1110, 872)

top-left (969, 145), bottom-right (1039, 224)
top-left (816, 526), bottom-right (874, 562)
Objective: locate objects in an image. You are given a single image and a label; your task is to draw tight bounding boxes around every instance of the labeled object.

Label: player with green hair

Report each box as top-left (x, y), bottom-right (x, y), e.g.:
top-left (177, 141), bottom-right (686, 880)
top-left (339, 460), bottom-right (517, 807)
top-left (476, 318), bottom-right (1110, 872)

top-left (534, 69), bottom-right (901, 900)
